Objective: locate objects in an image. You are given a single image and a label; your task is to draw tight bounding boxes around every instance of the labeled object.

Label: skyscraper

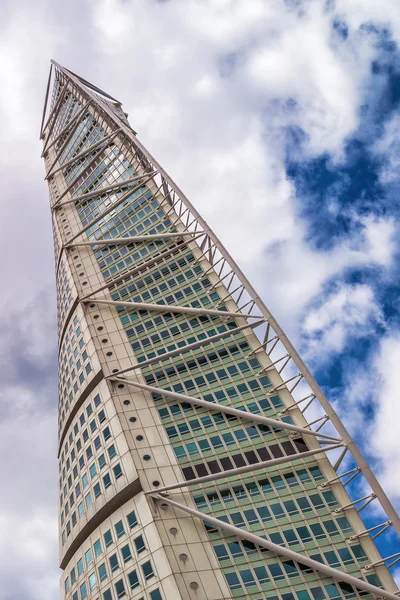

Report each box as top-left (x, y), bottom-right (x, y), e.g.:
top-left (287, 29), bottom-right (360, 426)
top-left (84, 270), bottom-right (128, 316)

top-left (41, 61), bottom-right (400, 600)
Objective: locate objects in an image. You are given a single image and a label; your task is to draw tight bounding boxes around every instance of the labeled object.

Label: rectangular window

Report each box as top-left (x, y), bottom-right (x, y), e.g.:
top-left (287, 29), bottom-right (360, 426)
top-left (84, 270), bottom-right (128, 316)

top-left (121, 544), bottom-right (132, 562)
top-left (115, 579), bottom-right (126, 598)
top-left (134, 534), bottom-right (146, 553)
top-left (108, 444), bottom-right (117, 459)
top-left (142, 560), bottom-right (154, 581)
top-left (150, 591), bottom-right (163, 600)
top-left (114, 520), bottom-right (125, 538)
top-left (77, 558), bottom-right (84, 575)
top-left (103, 473), bottom-right (111, 488)
top-left (109, 553), bottom-right (119, 572)
top-left (94, 539), bottom-right (102, 557)
top-left (113, 463), bottom-right (123, 479)
top-left (89, 573), bottom-right (97, 591)
top-left (128, 569), bottom-right (139, 590)
top-left (104, 529), bottom-right (113, 547)
top-left (98, 562), bottom-right (107, 581)
top-left (85, 548), bottom-right (93, 566)
top-left (80, 582), bottom-right (87, 599)
top-left (127, 510), bottom-right (137, 528)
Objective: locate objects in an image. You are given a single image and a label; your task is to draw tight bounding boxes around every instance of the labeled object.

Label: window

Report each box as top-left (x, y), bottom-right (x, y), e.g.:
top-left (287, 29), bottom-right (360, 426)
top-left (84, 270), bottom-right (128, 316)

top-left (108, 444), bottom-right (117, 459)
top-left (94, 539), bottom-right (102, 557)
top-left (114, 520), bottom-right (125, 538)
top-left (134, 535), bottom-right (146, 554)
top-left (150, 591), bottom-right (163, 600)
top-left (80, 582), bottom-right (87, 599)
top-left (94, 482), bottom-right (101, 498)
top-left (115, 579), bottom-right (126, 598)
top-left (89, 572), bottom-right (97, 590)
top-left (82, 474), bottom-right (88, 488)
top-left (109, 553), bottom-right (119, 572)
top-left (77, 558), bottom-right (84, 575)
top-left (142, 560), bottom-right (154, 580)
top-left (121, 544), bottom-right (132, 562)
top-left (85, 548), bottom-right (93, 566)
top-left (103, 426), bottom-right (111, 441)
top-left (71, 568), bottom-right (76, 585)
top-left (99, 562), bottom-right (108, 581)
top-left (128, 569), bottom-right (139, 590)
top-left (113, 463), bottom-right (123, 479)
top-left (126, 511), bottom-right (137, 529)
top-left (65, 577), bottom-right (70, 593)
top-left (85, 492), bottom-right (92, 508)
top-left (103, 590), bottom-right (112, 600)
top-left (103, 473), bottom-right (112, 489)
top-left (104, 529), bottom-right (113, 547)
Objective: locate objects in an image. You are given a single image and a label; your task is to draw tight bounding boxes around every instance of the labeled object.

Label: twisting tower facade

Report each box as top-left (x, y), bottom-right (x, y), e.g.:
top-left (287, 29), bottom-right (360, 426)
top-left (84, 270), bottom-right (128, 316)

top-left (41, 61), bottom-right (400, 600)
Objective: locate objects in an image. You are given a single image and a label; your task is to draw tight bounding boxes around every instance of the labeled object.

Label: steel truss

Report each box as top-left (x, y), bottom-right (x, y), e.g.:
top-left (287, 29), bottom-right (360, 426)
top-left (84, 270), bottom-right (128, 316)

top-left (43, 62), bottom-right (400, 596)
top-left (150, 494), bottom-right (399, 600)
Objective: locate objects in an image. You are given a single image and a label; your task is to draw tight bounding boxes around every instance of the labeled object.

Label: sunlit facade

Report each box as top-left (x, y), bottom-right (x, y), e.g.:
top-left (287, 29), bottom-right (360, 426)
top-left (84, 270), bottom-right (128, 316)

top-left (41, 61), bottom-right (400, 600)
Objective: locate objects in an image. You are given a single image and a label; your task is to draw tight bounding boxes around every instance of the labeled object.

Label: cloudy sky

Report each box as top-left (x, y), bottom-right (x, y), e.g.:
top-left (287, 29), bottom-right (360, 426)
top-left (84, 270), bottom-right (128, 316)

top-left (0, 0), bottom-right (400, 598)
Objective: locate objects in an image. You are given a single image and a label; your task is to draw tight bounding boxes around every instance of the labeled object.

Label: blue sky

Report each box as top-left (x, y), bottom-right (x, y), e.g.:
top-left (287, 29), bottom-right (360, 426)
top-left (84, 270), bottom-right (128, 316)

top-left (0, 0), bottom-right (399, 598)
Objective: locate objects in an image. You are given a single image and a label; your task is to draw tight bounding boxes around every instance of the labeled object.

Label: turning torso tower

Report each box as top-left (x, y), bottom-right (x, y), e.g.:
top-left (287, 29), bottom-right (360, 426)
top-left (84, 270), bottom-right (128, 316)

top-left (41, 61), bottom-right (400, 600)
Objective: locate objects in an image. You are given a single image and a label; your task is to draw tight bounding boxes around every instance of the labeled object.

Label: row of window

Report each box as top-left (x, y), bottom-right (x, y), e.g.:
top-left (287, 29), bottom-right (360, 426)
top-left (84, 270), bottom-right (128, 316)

top-left (171, 419), bottom-right (295, 462)
top-left (157, 391), bottom-right (283, 424)
top-left (201, 488), bottom-right (339, 532)
top-left (60, 415), bottom-right (112, 506)
top-left (224, 565), bottom-right (381, 598)
top-left (214, 538), bottom-right (367, 575)
top-left (181, 437), bottom-right (308, 481)
top-left (193, 466), bottom-right (326, 510)
top-left (60, 404), bottom-right (107, 484)
top-left (70, 560), bottom-right (155, 600)
top-left (65, 509), bottom-right (138, 589)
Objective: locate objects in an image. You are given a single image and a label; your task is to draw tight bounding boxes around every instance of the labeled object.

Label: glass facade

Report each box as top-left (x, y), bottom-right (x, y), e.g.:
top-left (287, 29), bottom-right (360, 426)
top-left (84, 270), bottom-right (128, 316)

top-left (41, 63), bottom-right (399, 600)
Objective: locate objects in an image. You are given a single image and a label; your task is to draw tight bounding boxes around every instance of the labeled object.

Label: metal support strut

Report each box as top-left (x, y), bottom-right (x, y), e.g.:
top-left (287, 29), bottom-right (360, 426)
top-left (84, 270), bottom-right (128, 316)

top-left (151, 494), bottom-right (399, 600)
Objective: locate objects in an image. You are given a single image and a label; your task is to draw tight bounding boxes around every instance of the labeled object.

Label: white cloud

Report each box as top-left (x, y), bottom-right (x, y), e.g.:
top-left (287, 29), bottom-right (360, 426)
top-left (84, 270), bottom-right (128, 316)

top-left (302, 282), bottom-right (383, 362)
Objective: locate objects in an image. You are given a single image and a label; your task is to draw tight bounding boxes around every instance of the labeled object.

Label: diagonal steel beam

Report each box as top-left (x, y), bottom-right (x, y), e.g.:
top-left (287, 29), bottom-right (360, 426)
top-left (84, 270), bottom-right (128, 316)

top-left (85, 298), bottom-right (262, 320)
top-left (108, 318), bottom-right (265, 377)
top-left (66, 172), bottom-right (156, 243)
top-left (40, 64), bottom-right (53, 140)
top-left (81, 236), bottom-right (203, 300)
top-left (44, 100), bottom-right (93, 171)
top-left (55, 171), bottom-right (157, 207)
top-left (110, 376), bottom-right (341, 442)
top-left (144, 444), bottom-right (342, 494)
top-left (42, 83), bottom-right (67, 136)
top-left (151, 494), bottom-right (399, 600)
top-left (52, 147), bottom-right (114, 206)
top-left (42, 99), bottom-right (92, 157)
top-left (45, 128), bottom-right (121, 180)
top-left (64, 232), bottom-right (200, 248)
